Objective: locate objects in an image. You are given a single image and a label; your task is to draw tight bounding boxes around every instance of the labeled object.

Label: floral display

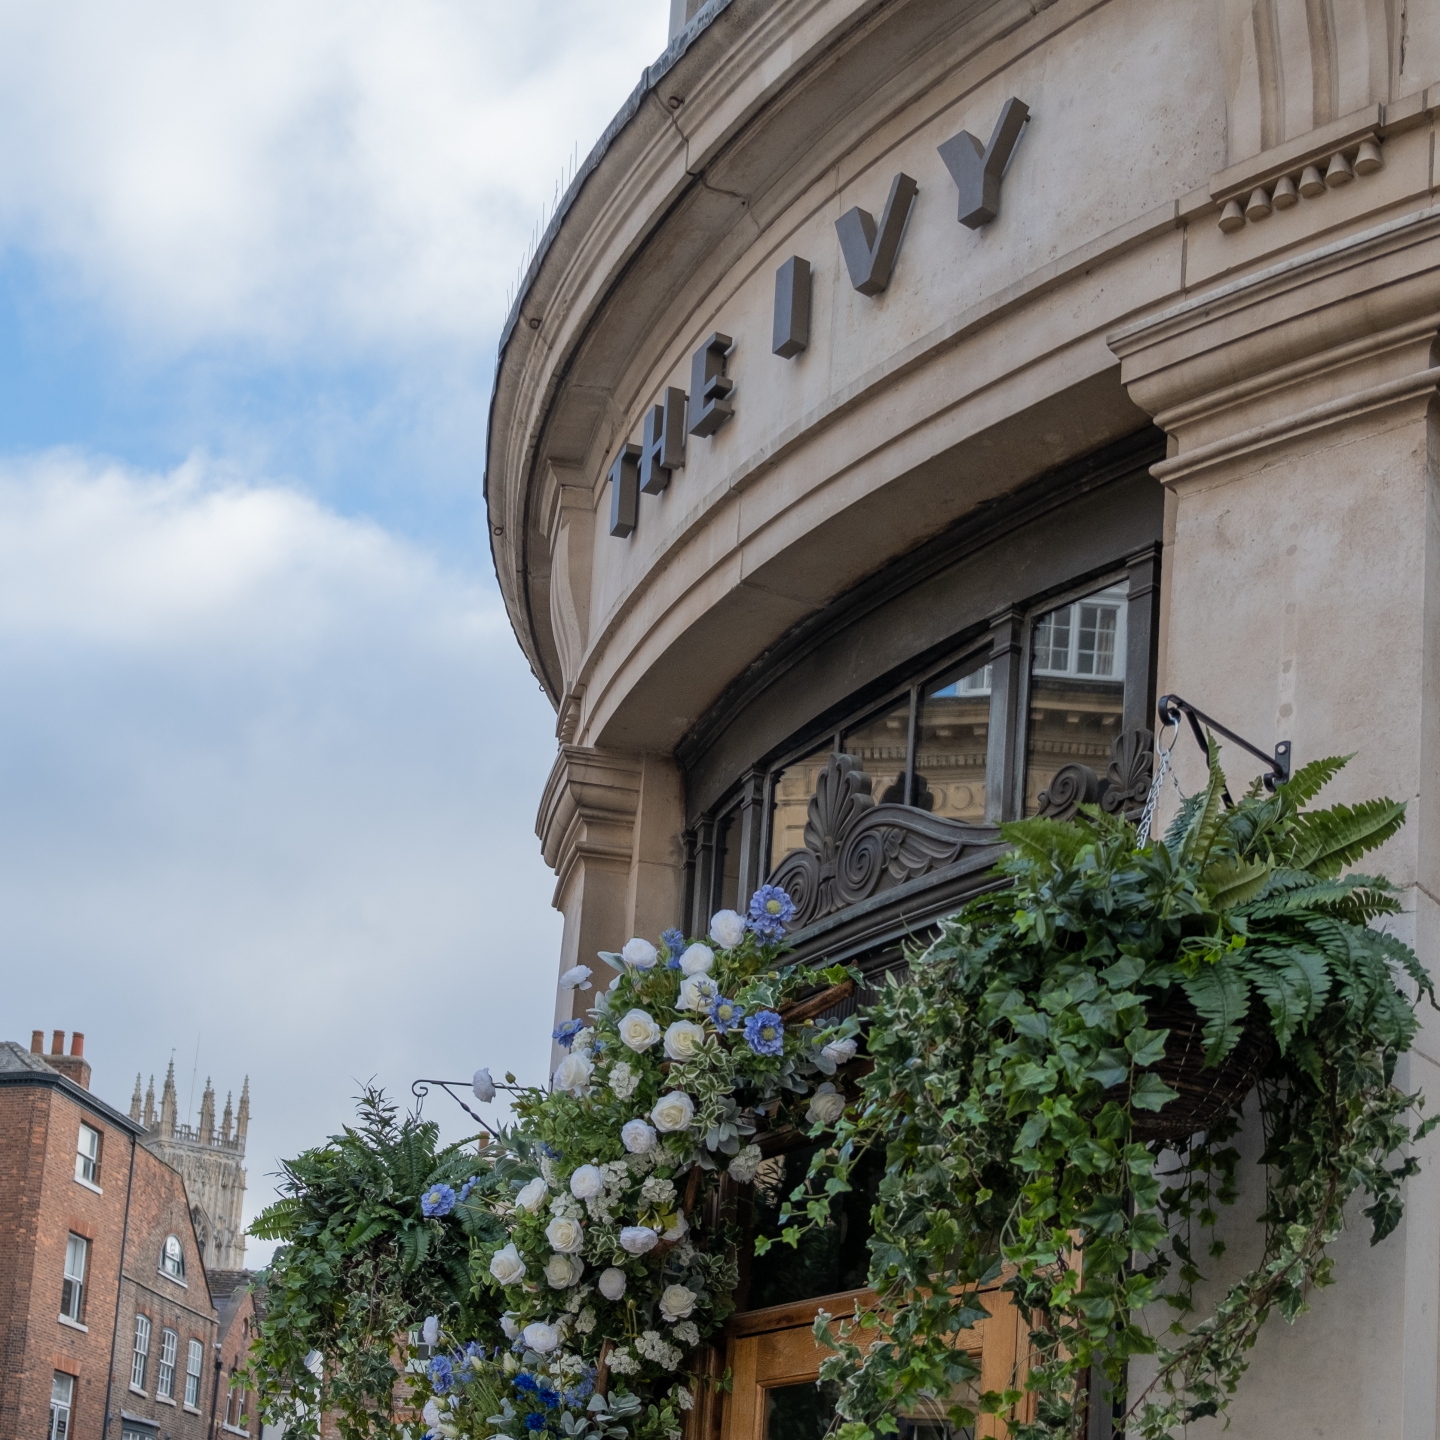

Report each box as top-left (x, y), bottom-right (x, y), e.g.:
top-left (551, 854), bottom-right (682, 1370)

top-left (408, 885), bottom-right (859, 1440)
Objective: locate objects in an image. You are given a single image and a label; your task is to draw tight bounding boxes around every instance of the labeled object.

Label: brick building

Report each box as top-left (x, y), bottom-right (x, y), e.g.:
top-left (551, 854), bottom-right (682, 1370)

top-left (0, 1032), bottom-right (227, 1440)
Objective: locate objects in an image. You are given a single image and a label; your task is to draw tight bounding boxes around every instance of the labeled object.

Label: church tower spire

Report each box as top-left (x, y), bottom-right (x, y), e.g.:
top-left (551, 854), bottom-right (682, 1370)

top-left (221, 1090), bottom-right (234, 1144)
top-left (159, 1060), bottom-right (177, 1139)
top-left (144, 1075), bottom-right (155, 1128)
top-left (130, 1074), bottom-right (143, 1122)
top-left (236, 1077), bottom-right (250, 1149)
top-left (199, 1078), bottom-right (215, 1143)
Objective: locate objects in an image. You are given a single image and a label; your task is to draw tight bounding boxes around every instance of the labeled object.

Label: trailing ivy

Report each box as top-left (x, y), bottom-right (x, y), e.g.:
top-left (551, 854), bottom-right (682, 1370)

top-left (788, 752), bottom-right (1437, 1440)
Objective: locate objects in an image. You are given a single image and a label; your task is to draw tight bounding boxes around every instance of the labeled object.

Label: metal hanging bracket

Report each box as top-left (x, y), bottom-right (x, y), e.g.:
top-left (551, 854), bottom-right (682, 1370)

top-left (1156, 694), bottom-right (1292, 797)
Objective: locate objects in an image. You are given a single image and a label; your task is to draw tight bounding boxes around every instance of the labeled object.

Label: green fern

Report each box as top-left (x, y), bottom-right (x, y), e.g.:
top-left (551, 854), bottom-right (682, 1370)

top-left (1288, 797), bottom-right (1406, 877)
top-left (1179, 957), bottom-right (1251, 1063)
top-left (1278, 754), bottom-right (1352, 807)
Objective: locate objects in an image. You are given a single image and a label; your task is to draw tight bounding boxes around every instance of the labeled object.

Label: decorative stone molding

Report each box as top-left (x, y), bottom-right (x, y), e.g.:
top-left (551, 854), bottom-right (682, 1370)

top-left (1036, 727), bottom-right (1155, 822)
top-left (537, 745), bottom-right (644, 903)
top-left (767, 753), bottom-right (1001, 928)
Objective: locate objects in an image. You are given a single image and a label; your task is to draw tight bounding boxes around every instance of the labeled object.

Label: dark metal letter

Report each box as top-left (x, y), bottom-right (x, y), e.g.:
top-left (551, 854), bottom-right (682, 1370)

top-left (639, 387), bottom-right (687, 494)
top-left (607, 442), bottom-right (641, 537)
top-left (834, 173), bottom-right (918, 296)
top-left (937, 97), bottom-right (1030, 229)
top-left (688, 333), bottom-right (734, 437)
top-left (772, 256), bottom-right (811, 357)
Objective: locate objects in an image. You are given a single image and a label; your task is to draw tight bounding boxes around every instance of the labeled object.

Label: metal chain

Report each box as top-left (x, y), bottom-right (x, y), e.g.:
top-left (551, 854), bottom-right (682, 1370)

top-left (1137, 723), bottom-right (1181, 842)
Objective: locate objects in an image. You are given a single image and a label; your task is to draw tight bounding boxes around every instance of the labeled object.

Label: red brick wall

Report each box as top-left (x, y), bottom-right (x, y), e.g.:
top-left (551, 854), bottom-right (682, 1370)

top-left (0, 1077), bottom-right (219, 1440)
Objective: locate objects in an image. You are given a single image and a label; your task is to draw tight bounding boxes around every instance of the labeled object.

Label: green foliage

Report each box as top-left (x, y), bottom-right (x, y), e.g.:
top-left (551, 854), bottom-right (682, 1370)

top-left (243, 1087), bottom-right (506, 1439)
top-left (791, 754), bottom-right (1434, 1440)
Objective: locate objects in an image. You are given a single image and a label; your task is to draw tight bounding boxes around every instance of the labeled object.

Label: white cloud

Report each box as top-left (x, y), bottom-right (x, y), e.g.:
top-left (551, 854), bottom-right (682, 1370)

top-left (0, 0), bottom-right (667, 350)
top-left (0, 451), bottom-right (565, 1253)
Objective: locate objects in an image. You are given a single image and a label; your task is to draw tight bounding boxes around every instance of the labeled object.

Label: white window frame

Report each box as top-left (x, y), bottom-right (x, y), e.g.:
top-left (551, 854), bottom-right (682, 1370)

top-left (49, 1372), bottom-right (74, 1440)
top-left (75, 1124), bottom-right (101, 1189)
top-left (185, 1338), bottom-right (204, 1408)
top-left (157, 1326), bottom-right (178, 1399)
top-left (131, 1312), bottom-right (151, 1392)
top-left (1031, 584), bottom-right (1128, 681)
top-left (60, 1234), bottom-right (87, 1323)
top-left (160, 1234), bottom-right (186, 1282)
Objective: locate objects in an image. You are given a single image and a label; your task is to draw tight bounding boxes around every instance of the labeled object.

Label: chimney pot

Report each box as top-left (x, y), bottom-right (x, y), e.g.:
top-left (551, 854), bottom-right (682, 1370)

top-left (70, 1033), bottom-right (84, 1057)
top-left (51, 1030), bottom-right (64, 1055)
top-left (31, 1031), bottom-right (43, 1053)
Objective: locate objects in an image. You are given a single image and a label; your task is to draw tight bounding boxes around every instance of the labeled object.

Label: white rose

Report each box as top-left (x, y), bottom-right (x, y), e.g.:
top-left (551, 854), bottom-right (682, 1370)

top-left (677, 975), bottom-right (719, 1013)
top-left (621, 938), bottom-right (659, 970)
top-left (663, 1020), bottom-right (707, 1061)
top-left (728, 1144), bottom-right (762, 1183)
top-left (516, 1177), bottom-right (548, 1213)
top-left (651, 1091), bottom-right (695, 1133)
top-left (559, 964), bottom-right (593, 991)
top-left (709, 909), bottom-right (747, 949)
top-left (523, 1322), bottom-right (559, 1355)
top-left (489, 1243), bottom-right (526, 1285)
top-left (569, 1164), bottom-right (604, 1199)
top-left (622, 1119), bottom-right (658, 1154)
top-left (679, 944), bottom-right (714, 976)
top-left (553, 1050), bottom-right (594, 1096)
top-left (545, 1215), bottom-right (585, 1254)
top-left (472, 1068), bottom-right (497, 1103)
top-left (423, 1399), bottom-right (442, 1428)
top-left (421, 1315), bottom-right (440, 1346)
top-left (619, 1226), bottom-right (659, 1256)
top-left (821, 1037), bottom-right (858, 1065)
top-left (663, 1211), bottom-right (689, 1243)
top-left (598, 1267), bottom-right (627, 1301)
top-left (545, 1252), bottom-right (584, 1289)
top-left (618, 1009), bottom-right (662, 1052)
top-left (806, 1082), bottom-right (846, 1127)
top-left (658, 1284), bottom-right (697, 1322)
top-left (500, 1313), bottom-right (520, 1340)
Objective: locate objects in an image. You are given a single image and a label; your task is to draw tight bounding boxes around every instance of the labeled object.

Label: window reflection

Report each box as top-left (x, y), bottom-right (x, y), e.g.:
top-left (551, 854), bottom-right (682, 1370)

top-left (843, 695), bottom-right (911, 805)
top-left (913, 660), bottom-right (990, 821)
top-left (769, 742), bottom-right (834, 873)
top-left (1024, 583), bottom-right (1126, 815)
top-left (715, 809), bottom-right (742, 912)
top-left (765, 1381), bottom-right (840, 1440)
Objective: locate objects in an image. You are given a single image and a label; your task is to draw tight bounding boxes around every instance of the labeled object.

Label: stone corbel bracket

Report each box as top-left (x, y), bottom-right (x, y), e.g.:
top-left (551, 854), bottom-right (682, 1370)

top-left (537, 745), bottom-right (643, 908)
top-left (1207, 95), bottom-right (1440, 233)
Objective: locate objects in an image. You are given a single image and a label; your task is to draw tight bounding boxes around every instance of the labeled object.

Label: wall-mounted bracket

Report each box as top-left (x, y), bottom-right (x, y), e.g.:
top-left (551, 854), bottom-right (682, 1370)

top-left (1156, 693), bottom-right (1292, 799)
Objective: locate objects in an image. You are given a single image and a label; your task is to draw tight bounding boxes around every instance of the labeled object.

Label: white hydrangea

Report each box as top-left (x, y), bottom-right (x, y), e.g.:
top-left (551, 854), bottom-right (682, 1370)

top-left (640, 1176), bottom-right (677, 1207)
top-left (728, 1144), bottom-right (763, 1183)
top-left (574, 1308), bottom-right (597, 1335)
top-left (674, 1322), bottom-right (700, 1349)
top-left (607, 1348), bottom-right (640, 1376)
top-left (675, 1385), bottom-right (696, 1410)
top-left (608, 1061), bottom-right (640, 1100)
top-left (550, 1192), bottom-right (583, 1220)
top-left (636, 1329), bottom-right (683, 1370)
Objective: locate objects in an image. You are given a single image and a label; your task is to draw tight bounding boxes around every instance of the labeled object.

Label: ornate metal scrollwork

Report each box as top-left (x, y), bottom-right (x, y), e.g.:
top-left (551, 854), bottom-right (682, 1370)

top-left (1035, 727), bottom-right (1155, 822)
top-left (767, 753), bottom-right (1001, 929)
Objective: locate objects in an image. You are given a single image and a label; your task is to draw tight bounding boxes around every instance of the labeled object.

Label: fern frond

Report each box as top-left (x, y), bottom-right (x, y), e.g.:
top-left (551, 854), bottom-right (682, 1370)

top-left (998, 817), bottom-right (1092, 868)
top-left (1279, 754), bottom-right (1352, 807)
top-left (1163, 790), bottom-right (1206, 851)
top-left (1289, 798), bottom-right (1406, 878)
top-left (1202, 855), bottom-right (1272, 909)
top-left (1180, 738), bottom-right (1228, 869)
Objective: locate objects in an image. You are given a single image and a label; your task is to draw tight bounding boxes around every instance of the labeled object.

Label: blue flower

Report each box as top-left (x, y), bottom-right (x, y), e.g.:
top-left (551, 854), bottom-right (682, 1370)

top-left (429, 1354), bottom-right (455, 1393)
top-left (537, 1143), bottom-right (561, 1160)
top-left (552, 1018), bottom-right (585, 1049)
top-left (744, 1010), bottom-right (786, 1056)
top-left (458, 1176), bottom-right (480, 1204)
top-left (513, 1373), bottom-right (539, 1395)
top-left (421, 1183), bottom-right (456, 1218)
top-left (536, 1385), bottom-right (561, 1410)
top-left (747, 885), bottom-right (796, 943)
top-left (709, 997), bottom-right (746, 1033)
top-left (661, 928), bottom-right (686, 966)
top-left (525, 1412), bottom-right (547, 1432)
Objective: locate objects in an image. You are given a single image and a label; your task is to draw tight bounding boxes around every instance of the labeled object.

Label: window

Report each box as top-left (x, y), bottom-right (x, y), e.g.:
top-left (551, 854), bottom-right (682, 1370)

top-left (185, 1338), bottom-right (204, 1407)
top-left (48, 1372), bottom-right (74, 1440)
top-left (60, 1234), bottom-right (87, 1322)
top-left (158, 1327), bottom-right (178, 1399)
top-left (75, 1124), bottom-right (101, 1186)
top-left (913, 659), bottom-right (993, 822)
top-left (131, 1312), bottom-right (151, 1391)
top-left (160, 1234), bottom-right (185, 1280)
top-left (1024, 584), bottom-right (1127, 816)
top-left (225, 1379), bottom-right (250, 1433)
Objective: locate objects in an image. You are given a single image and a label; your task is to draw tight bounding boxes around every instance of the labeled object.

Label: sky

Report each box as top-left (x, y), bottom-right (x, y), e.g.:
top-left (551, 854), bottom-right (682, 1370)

top-left (0, 0), bottom-right (671, 1264)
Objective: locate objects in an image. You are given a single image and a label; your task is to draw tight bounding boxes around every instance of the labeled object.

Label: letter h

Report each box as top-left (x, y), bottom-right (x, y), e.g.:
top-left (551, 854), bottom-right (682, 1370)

top-left (640, 387), bottom-right (686, 493)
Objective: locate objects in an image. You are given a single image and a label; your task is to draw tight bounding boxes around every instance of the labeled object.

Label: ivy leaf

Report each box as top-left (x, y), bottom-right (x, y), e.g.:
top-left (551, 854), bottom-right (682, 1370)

top-left (1125, 1028), bottom-right (1170, 1068)
top-left (1130, 1072), bottom-right (1180, 1113)
top-left (1086, 1049), bottom-right (1130, 1089)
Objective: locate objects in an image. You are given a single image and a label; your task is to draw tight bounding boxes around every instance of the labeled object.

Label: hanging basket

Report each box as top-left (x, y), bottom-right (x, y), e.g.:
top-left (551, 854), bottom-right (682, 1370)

top-left (1129, 992), bottom-right (1274, 1145)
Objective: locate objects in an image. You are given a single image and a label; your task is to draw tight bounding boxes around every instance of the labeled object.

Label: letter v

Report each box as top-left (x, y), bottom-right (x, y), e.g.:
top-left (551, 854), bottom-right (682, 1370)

top-left (937, 97), bottom-right (1030, 229)
top-left (834, 172), bottom-right (919, 296)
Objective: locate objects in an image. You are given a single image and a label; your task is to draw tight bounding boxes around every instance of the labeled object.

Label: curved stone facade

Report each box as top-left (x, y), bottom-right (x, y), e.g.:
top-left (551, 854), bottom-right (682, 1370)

top-left (487, 3), bottom-right (1440, 1433)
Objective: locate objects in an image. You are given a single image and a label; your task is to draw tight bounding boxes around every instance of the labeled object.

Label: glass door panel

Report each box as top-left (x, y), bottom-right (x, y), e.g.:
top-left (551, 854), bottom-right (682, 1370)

top-left (769, 741), bottom-right (834, 874)
top-left (842, 694), bottom-right (912, 806)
